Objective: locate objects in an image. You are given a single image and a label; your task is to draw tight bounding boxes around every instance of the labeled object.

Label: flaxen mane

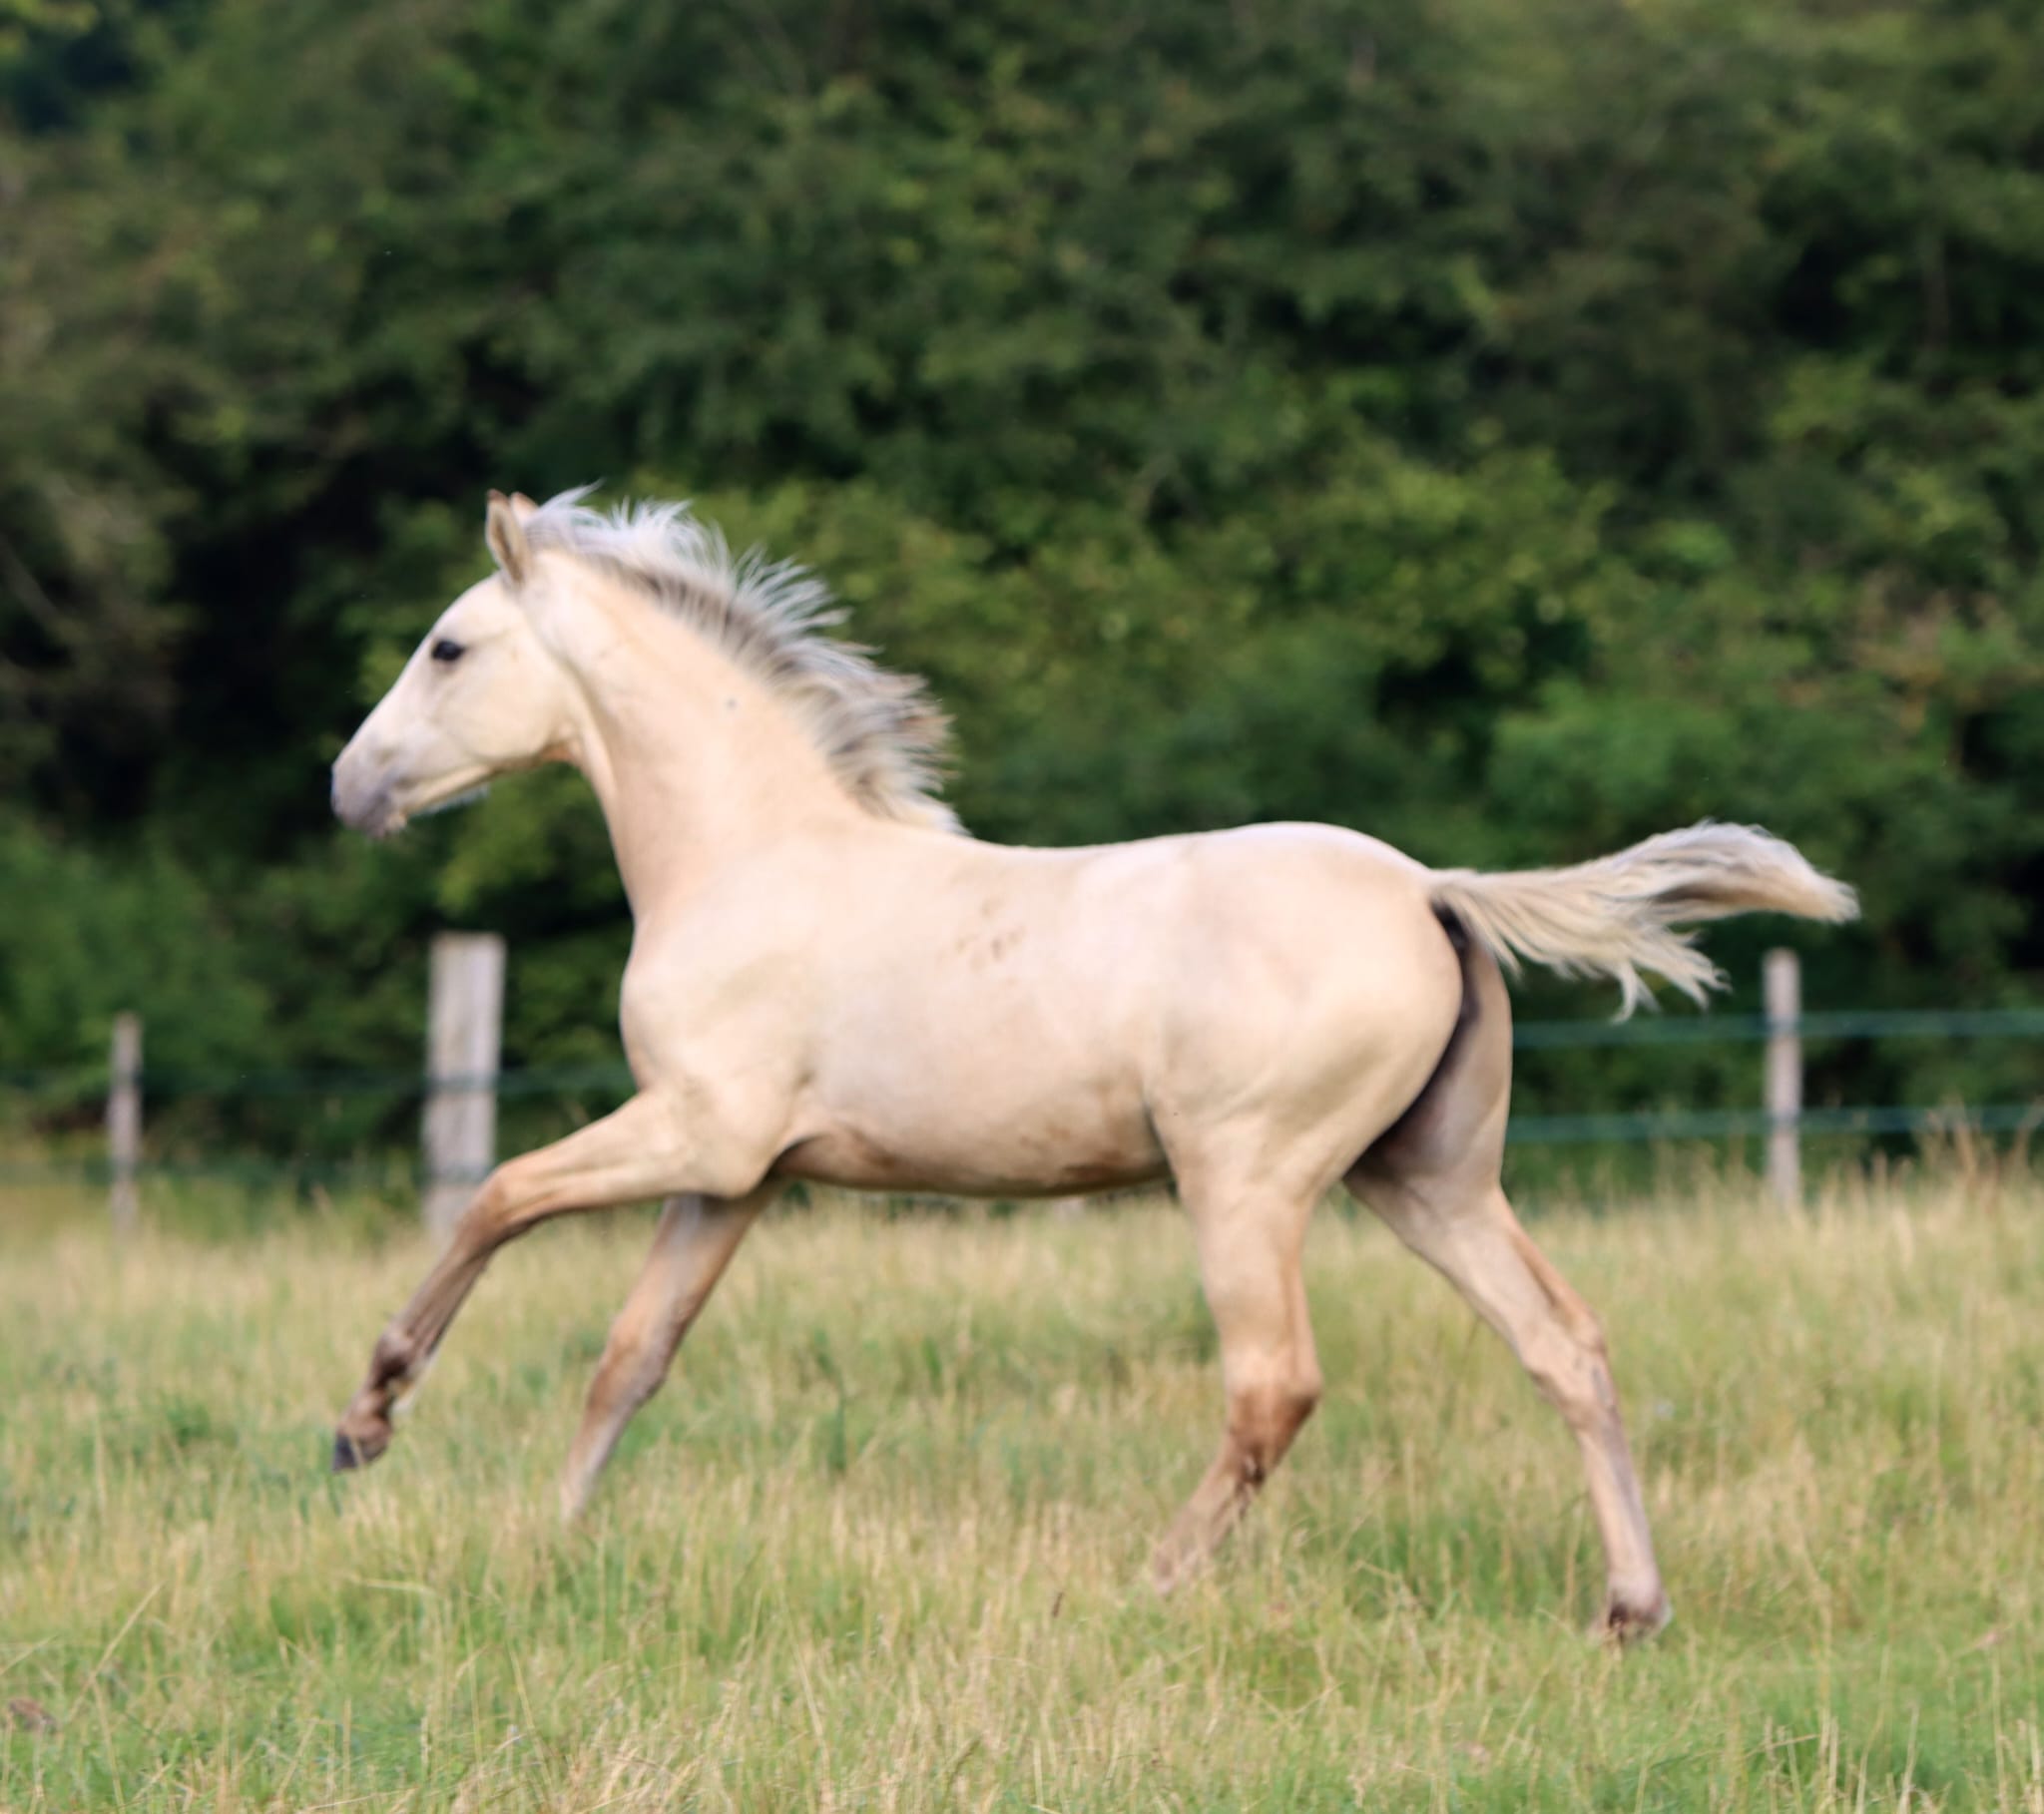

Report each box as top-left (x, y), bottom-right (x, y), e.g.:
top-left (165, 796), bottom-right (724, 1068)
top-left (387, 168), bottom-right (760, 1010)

top-left (524, 490), bottom-right (959, 831)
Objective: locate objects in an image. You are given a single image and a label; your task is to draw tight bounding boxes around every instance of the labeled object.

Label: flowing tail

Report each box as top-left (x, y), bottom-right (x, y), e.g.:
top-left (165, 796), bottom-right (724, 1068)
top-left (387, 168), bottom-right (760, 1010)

top-left (1428, 822), bottom-right (1857, 1017)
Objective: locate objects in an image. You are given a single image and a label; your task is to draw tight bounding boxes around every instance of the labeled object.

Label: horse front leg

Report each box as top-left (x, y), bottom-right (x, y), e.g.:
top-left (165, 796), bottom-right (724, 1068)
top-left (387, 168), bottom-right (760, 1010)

top-left (331, 1091), bottom-right (714, 1471)
top-left (558, 1181), bottom-right (781, 1520)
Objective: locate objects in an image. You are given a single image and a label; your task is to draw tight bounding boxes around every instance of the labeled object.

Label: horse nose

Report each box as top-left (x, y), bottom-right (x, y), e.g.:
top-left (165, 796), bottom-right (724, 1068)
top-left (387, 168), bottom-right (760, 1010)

top-left (330, 754), bottom-right (360, 824)
top-left (329, 742), bottom-right (390, 834)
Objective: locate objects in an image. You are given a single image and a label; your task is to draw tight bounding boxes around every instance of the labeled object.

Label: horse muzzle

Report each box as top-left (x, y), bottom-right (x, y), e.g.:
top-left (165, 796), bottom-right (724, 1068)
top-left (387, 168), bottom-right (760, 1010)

top-left (330, 755), bottom-right (407, 839)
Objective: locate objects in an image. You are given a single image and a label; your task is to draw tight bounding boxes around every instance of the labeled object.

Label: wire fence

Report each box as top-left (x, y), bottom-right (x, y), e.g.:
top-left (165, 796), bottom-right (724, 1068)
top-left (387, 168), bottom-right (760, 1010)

top-left (1510, 1007), bottom-right (2044, 1049)
top-left (10, 1008), bottom-right (2044, 1097)
top-left (3, 1001), bottom-right (2039, 1195)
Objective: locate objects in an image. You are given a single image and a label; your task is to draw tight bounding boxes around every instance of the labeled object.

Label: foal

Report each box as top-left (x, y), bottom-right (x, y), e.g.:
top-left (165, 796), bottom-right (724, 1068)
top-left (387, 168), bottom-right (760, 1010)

top-left (329, 490), bottom-right (1855, 1640)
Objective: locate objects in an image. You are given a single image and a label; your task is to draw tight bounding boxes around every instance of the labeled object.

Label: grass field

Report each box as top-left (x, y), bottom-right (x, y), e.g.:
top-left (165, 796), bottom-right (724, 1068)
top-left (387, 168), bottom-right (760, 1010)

top-left (4, 1167), bottom-right (2044, 1811)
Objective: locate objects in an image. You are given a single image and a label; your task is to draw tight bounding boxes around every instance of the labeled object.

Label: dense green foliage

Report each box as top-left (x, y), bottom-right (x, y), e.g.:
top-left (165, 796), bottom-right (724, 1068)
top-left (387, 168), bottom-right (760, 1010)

top-left (2, 0), bottom-right (2039, 1158)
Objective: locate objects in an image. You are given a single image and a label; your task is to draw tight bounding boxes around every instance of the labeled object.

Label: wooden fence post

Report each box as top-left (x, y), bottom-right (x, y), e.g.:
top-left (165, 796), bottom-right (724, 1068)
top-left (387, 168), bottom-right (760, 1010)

top-left (1765, 948), bottom-right (1801, 1208)
top-left (422, 933), bottom-right (505, 1238)
top-left (108, 1012), bottom-right (142, 1231)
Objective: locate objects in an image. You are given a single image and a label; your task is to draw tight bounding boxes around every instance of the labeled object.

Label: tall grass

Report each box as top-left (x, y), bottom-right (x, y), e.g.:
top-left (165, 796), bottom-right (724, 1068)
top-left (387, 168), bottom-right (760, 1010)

top-left (3, 1170), bottom-right (2043, 1810)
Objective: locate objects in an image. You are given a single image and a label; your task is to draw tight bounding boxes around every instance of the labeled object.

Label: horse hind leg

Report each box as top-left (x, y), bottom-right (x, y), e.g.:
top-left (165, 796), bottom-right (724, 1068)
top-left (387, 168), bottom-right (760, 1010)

top-left (1346, 930), bottom-right (1671, 1643)
top-left (1151, 1165), bottom-right (1323, 1593)
top-left (1356, 1172), bottom-right (1670, 1641)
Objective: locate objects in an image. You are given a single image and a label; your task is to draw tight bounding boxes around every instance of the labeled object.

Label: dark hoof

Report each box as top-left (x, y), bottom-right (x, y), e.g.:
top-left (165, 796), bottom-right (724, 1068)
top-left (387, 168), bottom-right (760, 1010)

top-left (1599, 1591), bottom-right (1674, 1648)
top-left (330, 1422), bottom-right (389, 1473)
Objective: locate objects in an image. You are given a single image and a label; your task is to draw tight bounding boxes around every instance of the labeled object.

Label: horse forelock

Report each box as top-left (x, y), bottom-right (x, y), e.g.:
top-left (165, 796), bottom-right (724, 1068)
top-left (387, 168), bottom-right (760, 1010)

top-left (520, 489), bottom-right (960, 832)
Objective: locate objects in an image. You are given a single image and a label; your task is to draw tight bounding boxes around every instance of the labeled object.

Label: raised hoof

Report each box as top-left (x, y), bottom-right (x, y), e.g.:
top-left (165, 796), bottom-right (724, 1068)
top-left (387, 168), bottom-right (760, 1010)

top-left (330, 1419), bottom-right (391, 1473)
top-left (1598, 1589), bottom-right (1674, 1648)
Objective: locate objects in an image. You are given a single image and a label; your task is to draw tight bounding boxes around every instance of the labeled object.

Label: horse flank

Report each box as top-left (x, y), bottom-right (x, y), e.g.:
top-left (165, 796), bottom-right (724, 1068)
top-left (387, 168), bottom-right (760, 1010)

top-left (523, 489), bottom-right (960, 832)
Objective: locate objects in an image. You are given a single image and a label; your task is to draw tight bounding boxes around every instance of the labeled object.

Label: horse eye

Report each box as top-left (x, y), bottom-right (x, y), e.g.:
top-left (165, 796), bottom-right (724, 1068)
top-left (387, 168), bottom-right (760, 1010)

top-left (430, 638), bottom-right (464, 665)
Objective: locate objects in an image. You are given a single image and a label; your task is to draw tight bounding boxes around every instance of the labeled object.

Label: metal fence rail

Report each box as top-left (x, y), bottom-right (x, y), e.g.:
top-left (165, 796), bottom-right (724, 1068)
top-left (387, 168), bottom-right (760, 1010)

top-left (1509, 1102), bottom-right (2041, 1146)
top-left (1512, 1008), bottom-right (2044, 1049)
top-left (2, 945), bottom-right (2038, 1213)
top-left (13, 1010), bottom-right (2044, 1098)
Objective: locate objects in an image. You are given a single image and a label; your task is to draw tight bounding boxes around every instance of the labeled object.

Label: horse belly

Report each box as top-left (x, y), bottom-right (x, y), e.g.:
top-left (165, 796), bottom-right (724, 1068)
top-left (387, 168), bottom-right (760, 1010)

top-left (773, 1061), bottom-right (1167, 1198)
top-left (772, 1129), bottom-right (1166, 1197)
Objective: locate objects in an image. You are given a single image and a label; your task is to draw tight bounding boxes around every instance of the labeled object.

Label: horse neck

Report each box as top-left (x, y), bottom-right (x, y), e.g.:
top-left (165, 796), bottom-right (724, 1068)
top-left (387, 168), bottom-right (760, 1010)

top-left (540, 573), bottom-right (862, 915)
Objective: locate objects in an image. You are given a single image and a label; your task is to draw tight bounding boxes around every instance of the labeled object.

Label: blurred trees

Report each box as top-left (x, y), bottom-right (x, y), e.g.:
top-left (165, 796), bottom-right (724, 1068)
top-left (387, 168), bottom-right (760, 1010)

top-left (1, 0), bottom-right (2039, 1134)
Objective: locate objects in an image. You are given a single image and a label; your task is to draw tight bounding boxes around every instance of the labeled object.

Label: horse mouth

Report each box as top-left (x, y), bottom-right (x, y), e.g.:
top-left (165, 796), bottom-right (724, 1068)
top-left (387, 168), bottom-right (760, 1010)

top-left (331, 775), bottom-right (408, 840)
top-left (411, 781), bottom-right (491, 822)
top-left (331, 770), bottom-right (488, 839)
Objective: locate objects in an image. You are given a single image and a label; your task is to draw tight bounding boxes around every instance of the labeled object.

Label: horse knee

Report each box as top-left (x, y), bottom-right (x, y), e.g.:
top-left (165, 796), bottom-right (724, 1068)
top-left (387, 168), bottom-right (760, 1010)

top-left (445, 1159), bottom-right (547, 1254)
top-left (452, 1167), bottom-right (517, 1238)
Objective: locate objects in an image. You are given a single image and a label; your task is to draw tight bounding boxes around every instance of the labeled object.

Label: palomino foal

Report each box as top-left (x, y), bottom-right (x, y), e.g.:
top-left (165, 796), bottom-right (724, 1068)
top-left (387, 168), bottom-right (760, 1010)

top-left (329, 490), bottom-right (1856, 1641)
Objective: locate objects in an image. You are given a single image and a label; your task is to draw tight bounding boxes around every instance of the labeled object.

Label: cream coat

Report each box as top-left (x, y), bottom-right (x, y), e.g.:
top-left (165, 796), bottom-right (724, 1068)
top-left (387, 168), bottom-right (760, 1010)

top-left (328, 490), bottom-right (1856, 1641)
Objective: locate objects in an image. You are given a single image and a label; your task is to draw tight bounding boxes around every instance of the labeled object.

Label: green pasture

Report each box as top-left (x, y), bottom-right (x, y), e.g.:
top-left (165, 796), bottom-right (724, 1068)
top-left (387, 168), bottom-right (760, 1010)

top-left (3, 1170), bottom-right (2043, 1810)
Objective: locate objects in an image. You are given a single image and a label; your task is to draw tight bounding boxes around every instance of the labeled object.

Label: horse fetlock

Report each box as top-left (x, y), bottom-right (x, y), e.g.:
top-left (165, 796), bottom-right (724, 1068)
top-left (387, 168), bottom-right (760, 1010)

top-left (369, 1326), bottom-right (423, 1387)
top-left (330, 1331), bottom-right (421, 1475)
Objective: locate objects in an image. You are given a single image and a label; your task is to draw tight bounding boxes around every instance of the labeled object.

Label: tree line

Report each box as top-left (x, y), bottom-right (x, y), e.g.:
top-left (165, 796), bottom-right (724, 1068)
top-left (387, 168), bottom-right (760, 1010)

top-left (1, 0), bottom-right (2039, 1163)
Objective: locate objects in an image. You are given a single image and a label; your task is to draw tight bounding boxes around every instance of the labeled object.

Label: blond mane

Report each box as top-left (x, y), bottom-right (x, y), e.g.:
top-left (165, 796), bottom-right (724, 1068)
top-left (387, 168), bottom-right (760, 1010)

top-left (524, 489), bottom-right (959, 832)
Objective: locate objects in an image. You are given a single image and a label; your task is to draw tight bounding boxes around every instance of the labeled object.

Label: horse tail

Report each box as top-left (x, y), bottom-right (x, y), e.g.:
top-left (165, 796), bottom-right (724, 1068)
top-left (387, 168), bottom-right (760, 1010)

top-left (1427, 822), bottom-right (1856, 1019)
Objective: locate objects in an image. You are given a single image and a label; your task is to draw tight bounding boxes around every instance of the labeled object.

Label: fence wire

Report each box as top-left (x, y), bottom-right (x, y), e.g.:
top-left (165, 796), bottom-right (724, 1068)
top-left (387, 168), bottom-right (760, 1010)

top-left (2, 1007), bottom-right (2038, 1185)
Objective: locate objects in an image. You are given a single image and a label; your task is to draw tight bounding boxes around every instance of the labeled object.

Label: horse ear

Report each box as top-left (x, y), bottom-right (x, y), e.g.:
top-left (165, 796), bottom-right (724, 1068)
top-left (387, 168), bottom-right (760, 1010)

top-left (485, 490), bottom-right (530, 586)
top-left (508, 492), bottom-right (539, 520)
